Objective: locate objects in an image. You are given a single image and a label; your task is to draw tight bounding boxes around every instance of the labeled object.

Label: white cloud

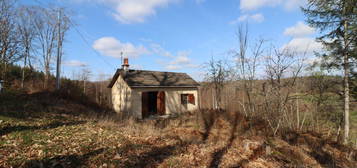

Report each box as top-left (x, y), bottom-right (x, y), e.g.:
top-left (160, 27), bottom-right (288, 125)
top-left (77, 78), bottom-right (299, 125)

top-left (150, 43), bottom-right (173, 57)
top-left (63, 60), bottom-right (87, 67)
top-left (282, 37), bottom-right (323, 53)
top-left (165, 64), bottom-right (181, 70)
top-left (304, 57), bottom-right (321, 65)
top-left (102, 0), bottom-right (176, 24)
top-left (130, 64), bottom-right (144, 70)
top-left (165, 51), bottom-right (198, 70)
top-left (195, 0), bottom-right (206, 4)
top-left (170, 52), bottom-right (190, 64)
top-left (284, 21), bottom-right (315, 37)
top-left (250, 13), bottom-right (265, 22)
top-left (230, 13), bottom-right (264, 24)
top-left (284, 0), bottom-right (305, 10)
top-left (151, 44), bottom-right (198, 70)
top-left (240, 0), bottom-right (306, 11)
top-left (282, 21), bottom-right (320, 54)
top-left (240, 0), bottom-right (277, 11)
top-left (93, 37), bottom-right (149, 58)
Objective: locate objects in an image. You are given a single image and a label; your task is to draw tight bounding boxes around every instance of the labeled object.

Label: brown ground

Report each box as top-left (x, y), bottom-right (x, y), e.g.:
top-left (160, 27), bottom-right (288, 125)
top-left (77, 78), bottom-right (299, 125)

top-left (0, 91), bottom-right (356, 168)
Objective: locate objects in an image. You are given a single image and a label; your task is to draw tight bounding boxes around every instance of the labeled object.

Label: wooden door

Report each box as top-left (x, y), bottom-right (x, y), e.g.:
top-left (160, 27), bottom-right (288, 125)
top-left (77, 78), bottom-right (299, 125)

top-left (157, 91), bottom-right (165, 115)
top-left (142, 92), bottom-right (149, 118)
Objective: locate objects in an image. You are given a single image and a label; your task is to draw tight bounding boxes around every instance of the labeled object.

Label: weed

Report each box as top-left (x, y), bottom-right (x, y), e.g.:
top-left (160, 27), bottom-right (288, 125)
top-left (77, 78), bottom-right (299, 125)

top-left (20, 131), bottom-right (34, 146)
top-left (166, 157), bottom-right (180, 167)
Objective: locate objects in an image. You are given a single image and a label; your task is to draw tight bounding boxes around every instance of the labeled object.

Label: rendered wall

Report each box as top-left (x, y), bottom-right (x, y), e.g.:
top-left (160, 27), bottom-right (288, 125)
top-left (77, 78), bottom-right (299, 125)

top-left (131, 87), bottom-right (199, 119)
top-left (111, 75), bottom-right (132, 115)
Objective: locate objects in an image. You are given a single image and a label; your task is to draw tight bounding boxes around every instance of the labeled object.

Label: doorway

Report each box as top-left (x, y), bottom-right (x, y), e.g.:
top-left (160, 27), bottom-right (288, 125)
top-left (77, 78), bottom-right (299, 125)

top-left (142, 91), bottom-right (165, 118)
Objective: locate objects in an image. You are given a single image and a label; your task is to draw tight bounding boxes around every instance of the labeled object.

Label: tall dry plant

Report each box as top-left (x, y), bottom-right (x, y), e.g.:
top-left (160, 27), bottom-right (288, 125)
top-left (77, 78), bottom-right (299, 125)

top-left (204, 57), bottom-right (232, 109)
top-left (262, 47), bottom-right (305, 135)
top-left (233, 25), bottom-right (265, 117)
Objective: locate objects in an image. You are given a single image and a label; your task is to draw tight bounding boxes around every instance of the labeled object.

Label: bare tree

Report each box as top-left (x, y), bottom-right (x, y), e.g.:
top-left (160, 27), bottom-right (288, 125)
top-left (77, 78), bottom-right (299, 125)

top-left (55, 8), bottom-right (71, 90)
top-left (0, 0), bottom-right (21, 84)
top-left (308, 69), bottom-right (343, 138)
top-left (262, 47), bottom-right (305, 135)
top-left (233, 25), bottom-right (265, 116)
top-left (302, 0), bottom-right (357, 144)
top-left (204, 57), bottom-right (232, 109)
top-left (96, 73), bottom-right (111, 106)
top-left (16, 6), bottom-right (37, 88)
top-left (80, 67), bottom-right (91, 94)
top-left (32, 7), bottom-right (58, 89)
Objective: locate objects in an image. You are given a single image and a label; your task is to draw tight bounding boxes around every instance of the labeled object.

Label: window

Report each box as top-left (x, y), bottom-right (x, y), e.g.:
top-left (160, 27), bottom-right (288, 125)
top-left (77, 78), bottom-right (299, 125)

top-left (181, 94), bottom-right (195, 105)
top-left (181, 94), bottom-right (188, 105)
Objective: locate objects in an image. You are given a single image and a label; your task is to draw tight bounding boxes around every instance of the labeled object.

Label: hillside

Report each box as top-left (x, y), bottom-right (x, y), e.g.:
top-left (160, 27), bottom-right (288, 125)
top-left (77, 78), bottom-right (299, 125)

top-left (0, 91), bottom-right (356, 168)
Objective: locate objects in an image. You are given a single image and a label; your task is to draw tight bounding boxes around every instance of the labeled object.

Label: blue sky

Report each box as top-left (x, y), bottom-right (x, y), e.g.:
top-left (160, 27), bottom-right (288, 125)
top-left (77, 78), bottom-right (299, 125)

top-left (22, 0), bottom-right (321, 81)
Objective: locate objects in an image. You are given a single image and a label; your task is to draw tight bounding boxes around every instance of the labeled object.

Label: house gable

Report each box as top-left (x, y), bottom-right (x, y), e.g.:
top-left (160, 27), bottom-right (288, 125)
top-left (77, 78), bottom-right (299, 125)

top-left (111, 74), bottom-right (132, 114)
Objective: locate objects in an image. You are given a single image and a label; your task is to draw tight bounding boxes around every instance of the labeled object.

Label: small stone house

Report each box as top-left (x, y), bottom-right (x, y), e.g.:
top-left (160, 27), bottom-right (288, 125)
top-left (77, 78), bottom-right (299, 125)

top-left (108, 58), bottom-right (200, 119)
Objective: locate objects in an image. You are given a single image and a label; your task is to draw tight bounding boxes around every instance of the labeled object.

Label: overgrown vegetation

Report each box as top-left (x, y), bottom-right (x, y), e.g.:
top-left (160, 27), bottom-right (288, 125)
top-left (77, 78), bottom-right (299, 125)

top-left (302, 0), bottom-right (357, 144)
top-left (0, 0), bottom-right (357, 167)
top-left (202, 23), bottom-right (357, 146)
top-left (1, 92), bottom-right (356, 167)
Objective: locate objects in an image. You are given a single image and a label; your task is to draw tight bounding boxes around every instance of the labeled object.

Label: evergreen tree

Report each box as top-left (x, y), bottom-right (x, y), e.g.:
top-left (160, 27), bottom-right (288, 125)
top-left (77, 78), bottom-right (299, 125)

top-left (302, 0), bottom-right (357, 144)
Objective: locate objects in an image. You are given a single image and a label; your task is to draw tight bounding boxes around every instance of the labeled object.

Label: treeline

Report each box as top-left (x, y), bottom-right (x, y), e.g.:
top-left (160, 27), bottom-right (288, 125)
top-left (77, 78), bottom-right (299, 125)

top-left (0, 0), bottom-right (113, 108)
top-left (203, 0), bottom-right (357, 146)
top-left (202, 42), bottom-right (356, 146)
top-left (3, 63), bottom-right (112, 109)
top-left (0, 0), bottom-right (69, 89)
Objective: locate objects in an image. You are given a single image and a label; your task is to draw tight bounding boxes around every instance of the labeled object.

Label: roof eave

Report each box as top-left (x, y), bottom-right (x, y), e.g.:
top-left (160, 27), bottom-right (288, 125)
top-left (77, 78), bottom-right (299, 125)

top-left (130, 85), bottom-right (199, 88)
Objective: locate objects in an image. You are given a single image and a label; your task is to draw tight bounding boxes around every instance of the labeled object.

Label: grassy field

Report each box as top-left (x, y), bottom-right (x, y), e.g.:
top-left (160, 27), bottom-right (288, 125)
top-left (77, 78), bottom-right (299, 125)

top-left (1, 91), bottom-right (357, 168)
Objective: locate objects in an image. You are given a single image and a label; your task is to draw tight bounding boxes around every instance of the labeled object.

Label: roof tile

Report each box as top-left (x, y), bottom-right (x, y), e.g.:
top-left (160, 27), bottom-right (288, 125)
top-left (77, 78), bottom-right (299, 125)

top-left (108, 69), bottom-right (199, 88)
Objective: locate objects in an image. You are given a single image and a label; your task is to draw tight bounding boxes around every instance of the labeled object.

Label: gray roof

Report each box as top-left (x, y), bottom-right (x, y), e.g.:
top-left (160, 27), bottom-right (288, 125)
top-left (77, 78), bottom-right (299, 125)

top-left (108, 69), bottom-right (200, 88)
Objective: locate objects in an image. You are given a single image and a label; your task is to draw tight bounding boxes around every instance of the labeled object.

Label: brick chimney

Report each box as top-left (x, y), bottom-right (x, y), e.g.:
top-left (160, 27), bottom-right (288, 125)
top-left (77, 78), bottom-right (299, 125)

top-left (122, 57), bottom-right (129, 72)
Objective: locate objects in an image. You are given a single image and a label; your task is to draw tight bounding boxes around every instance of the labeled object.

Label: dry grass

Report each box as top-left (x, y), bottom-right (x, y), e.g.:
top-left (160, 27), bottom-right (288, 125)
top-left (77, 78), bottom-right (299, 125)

top-left (1, 91), bottom-right (357, 167)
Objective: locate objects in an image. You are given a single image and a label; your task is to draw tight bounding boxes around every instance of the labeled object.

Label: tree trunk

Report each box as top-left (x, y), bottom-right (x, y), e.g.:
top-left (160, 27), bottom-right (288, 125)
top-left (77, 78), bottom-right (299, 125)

top-left (44, 73), bottom-right (49, 89)
top-left (95, 83), bottom-right (98, 103)
top-left (3, 62), bottom-right (7, 85)
top-left (211, 87), bottom-right (215, 109)
top-left (21, 49), bottom-right (28, 89)
top-left (296, 97), bottom-right (300, 130)
top-left (83, 81), bottom-right (85, 94)
top-left (1, 51), bottom-right (7, 83)
top-left (44, 63), bottom-right (50, 89)
top-left (343, 14), bottom-right (350, 144)
top-left (343, 51), bottom-right (350, 144)
top-left (336, 125), bottom-right (341, 142)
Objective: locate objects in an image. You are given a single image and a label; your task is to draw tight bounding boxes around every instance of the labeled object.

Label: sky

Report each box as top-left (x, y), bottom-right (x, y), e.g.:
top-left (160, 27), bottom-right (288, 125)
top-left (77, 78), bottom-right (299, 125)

top-left (21, 0), bottom-right (322, 81)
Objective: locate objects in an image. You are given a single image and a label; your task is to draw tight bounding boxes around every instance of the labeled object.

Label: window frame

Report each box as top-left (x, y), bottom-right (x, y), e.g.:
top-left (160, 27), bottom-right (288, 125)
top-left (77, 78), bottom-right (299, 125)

top-left (181, 93), bottom-right (195, 105)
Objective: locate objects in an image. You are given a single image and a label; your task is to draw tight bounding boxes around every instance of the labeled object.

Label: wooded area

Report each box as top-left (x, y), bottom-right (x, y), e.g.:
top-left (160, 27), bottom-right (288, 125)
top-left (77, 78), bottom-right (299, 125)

top-left (0, 0), bottom-right (357, 167)
top-left (203, 0), bottom-right (357, 145)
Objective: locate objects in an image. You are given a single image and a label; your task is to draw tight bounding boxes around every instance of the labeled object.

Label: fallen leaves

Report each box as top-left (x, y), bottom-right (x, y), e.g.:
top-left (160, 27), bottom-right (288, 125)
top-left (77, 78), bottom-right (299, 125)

top-left (1, 110), bottom-right (357, 168)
